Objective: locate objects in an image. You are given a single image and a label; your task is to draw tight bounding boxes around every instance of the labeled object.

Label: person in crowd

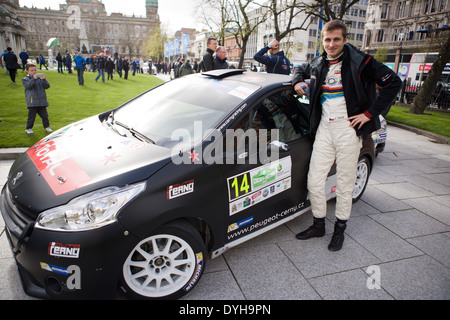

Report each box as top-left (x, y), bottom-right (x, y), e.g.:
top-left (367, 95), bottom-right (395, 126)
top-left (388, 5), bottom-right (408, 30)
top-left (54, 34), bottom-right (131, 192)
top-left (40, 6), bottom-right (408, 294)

top-left (131, 58), bottom-right (138, 76)
top-left (214, 46), bottom-right (229, 69)
top-left (22, 63), bottom-right (52, 134)
top-left (116, 56), bottom-right (123, 78)
top-left (4, 47), bottom-right (20, 83)
top-left (39, 53), bottom-right (49, 70)
top-left (123, 57), bottom-right (130, 80)
top-left (292, 20), bottom-right (402, 251)
top-left (65, 53), bottom-right (73, 74)
top-left (19, 49), bottom-right (29, 72)
top-left (192, 60), bottom-right (199, 73)
top-left (73, 52), bottom-right (87, 85)
top-left (1, 49), bottom-right (8, 72)
top-left (56, 52), bottom-right (64, 73)
top-left (179, 59), bottom-right (194, 77)
top-left (95, 53), bottom-right (106, 83)
top-left (106, 57), bottom-right (115, 80)
top-left (199, 38), bottom-right (218, 72)
top-left (254, 39), bottom-right (290, 75)
top-left (172, 57), bottom-right (182, 79)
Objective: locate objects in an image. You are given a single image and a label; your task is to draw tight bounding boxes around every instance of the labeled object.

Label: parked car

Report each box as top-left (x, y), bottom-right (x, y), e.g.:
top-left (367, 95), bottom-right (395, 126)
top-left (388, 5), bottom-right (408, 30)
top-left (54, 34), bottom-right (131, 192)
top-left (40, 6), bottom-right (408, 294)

top-left (371, 115), bottom-right (387, 156)
top-left (0, 69), bottom-right (375, 300)
top-left (143, 62), bottom-right (157, 75)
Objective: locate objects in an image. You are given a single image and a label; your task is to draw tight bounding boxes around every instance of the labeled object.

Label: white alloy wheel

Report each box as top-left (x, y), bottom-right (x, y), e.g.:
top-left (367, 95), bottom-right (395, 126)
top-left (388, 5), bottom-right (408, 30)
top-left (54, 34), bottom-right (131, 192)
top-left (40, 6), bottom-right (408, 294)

top-left (352, 157), bottom-right (370, 202)
top-left (123, 233), bottom-right (198, 298)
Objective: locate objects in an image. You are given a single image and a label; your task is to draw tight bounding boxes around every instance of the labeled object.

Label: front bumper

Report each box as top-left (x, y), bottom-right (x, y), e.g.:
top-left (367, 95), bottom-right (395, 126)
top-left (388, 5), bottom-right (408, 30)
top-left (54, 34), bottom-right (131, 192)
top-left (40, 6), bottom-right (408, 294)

top-left (1, 185), bottom-right (138, 299)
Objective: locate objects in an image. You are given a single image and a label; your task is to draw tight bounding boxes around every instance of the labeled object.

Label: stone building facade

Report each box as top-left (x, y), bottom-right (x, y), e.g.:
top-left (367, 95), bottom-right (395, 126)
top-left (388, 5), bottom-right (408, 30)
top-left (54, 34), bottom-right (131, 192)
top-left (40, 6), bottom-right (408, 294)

top-left (16, 0), bottom-right (160, 57)
top-left (363, 0), bottom-right (450, 73)
top-left (0, 0), bottom-right (26, 53)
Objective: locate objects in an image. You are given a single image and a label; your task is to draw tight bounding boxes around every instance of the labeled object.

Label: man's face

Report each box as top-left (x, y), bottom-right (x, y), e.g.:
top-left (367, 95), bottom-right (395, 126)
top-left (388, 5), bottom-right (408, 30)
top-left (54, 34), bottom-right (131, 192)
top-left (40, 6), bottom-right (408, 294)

top-left (322, 29), bottom-right (347, 59)
top-left (216, 48), bottom-right (227, 60)
top-left (208, 40), bottom-right (218, 52)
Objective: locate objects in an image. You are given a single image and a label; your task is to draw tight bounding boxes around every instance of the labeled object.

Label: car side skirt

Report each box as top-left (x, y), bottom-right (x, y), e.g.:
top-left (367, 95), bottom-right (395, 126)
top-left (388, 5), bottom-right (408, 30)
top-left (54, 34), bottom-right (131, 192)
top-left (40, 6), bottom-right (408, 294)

top-left (211, 206), bottom-right (311, 259)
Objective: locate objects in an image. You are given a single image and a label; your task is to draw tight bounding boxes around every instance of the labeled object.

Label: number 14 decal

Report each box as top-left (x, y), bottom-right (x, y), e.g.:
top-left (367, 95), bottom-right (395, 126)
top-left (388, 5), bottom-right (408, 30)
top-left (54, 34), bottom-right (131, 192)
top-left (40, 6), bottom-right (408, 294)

top-left (229, 172), bottom-right (252, 201)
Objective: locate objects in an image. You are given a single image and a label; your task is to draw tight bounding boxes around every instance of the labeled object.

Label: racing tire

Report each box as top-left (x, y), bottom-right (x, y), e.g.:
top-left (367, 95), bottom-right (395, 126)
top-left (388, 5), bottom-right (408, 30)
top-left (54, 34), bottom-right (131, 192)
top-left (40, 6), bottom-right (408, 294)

top-left (352, 156), bottom-right (371, 203)
top-left (121, 220), bottom-right (206, 300)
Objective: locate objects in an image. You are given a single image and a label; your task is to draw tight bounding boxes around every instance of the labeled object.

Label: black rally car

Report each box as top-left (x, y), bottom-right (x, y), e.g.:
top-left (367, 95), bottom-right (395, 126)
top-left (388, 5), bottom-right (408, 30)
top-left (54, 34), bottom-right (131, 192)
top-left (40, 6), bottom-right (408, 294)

top-left (0, 69), bottom-right (374, 300)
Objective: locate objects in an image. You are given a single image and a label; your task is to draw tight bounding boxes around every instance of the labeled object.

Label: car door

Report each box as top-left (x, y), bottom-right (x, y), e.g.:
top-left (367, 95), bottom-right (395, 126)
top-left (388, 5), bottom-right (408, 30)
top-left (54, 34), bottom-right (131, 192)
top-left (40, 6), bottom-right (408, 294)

top-left (219, 87), bottom-right (313, 245)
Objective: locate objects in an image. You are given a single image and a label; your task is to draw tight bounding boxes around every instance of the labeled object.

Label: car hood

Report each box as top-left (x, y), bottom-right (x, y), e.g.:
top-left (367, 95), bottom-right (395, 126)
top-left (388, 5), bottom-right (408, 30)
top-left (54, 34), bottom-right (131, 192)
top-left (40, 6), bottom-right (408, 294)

top-left (7, 116), bottom-right (172, 216)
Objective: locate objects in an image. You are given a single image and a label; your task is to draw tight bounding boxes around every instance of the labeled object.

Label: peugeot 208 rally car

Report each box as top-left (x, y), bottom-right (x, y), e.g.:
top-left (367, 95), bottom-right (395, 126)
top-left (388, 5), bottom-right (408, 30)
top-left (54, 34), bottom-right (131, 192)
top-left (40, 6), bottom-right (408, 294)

top-left (0, 69), bottom-right (375, 299)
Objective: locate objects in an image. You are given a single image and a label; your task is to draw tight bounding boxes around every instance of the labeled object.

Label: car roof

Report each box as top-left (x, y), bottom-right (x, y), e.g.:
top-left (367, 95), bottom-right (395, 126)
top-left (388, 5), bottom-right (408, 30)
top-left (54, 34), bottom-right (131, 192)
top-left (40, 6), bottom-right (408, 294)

top-left (200, 69), bottom-right (293, 88)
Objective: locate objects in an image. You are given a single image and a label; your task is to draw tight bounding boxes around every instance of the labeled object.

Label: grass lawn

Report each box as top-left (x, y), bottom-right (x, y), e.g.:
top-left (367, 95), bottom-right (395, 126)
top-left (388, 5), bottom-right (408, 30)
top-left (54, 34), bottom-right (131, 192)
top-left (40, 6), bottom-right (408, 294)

top-left (0, 69), bottom-right (164, 148)
top-left (387, 105), bottom-right (450, 138)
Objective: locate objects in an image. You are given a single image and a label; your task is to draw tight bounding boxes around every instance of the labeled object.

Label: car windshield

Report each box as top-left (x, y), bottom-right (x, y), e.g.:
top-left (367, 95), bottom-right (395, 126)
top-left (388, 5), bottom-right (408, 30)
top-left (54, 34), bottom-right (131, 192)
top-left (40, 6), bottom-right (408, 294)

top-left (112, 76), bottom-right (260, 147)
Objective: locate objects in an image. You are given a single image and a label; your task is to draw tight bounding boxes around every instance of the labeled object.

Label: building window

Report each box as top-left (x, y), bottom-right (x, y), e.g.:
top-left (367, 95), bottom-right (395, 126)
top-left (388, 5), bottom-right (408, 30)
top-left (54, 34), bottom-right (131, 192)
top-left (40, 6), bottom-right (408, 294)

top-left (380, 3), bottom-right (390, 19)
top-left (376, 29), bottom-right (385, 42)
top-left (408, 0), bottom-right (415, 16)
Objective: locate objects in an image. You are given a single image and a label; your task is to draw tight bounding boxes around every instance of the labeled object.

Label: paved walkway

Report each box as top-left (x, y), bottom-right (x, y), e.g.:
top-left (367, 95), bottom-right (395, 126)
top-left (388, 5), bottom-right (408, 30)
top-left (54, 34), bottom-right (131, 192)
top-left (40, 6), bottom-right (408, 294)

top-left (0, 125), bottom-right (449, 300)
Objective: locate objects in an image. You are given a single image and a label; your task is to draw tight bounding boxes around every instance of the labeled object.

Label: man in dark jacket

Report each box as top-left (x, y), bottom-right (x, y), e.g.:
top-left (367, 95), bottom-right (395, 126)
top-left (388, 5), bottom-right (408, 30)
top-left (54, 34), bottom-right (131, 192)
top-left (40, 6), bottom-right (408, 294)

top-left (4, 47), bottom-right (20, 83)
top-left (19, 49), bottom-right (29, 72)
top-left (199, 38), bottom-right (218, 72)
top-left (254, 39), bottom-right (291, 75)
top-left (95, 53), bottom-right (106, 82)
top-left (292, 20), bottom-right (401, 251)
top-left (214, 46), bottom-right (229, 69)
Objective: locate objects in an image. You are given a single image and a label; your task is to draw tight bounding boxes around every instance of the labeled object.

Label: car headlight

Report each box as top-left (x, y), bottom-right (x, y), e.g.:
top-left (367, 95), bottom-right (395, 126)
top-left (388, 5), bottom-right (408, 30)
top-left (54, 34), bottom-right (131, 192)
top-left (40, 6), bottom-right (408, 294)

top-left (35, 182), bottom-right (146, 231)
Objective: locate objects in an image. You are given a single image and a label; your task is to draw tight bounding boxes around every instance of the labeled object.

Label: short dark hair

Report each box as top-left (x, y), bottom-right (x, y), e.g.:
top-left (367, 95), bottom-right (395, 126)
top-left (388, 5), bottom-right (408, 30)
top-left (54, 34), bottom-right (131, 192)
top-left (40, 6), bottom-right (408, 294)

top-left (207, 38), bottom-right (217, 45)
top-left (25, 63), bottom-right (36, 70)
top-left (322, 20), bottom-right (348, 38)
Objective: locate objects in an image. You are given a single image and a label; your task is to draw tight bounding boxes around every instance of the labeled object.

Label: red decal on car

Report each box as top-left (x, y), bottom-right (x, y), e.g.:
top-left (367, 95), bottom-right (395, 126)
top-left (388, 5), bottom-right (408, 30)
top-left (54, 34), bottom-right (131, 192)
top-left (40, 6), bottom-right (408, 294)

top-left (27, 140), bottom-right (92, 196)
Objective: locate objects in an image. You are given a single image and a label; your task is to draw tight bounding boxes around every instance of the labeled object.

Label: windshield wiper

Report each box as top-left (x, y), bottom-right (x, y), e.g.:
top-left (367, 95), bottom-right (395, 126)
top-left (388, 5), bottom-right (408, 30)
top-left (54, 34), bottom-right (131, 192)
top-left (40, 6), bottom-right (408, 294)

top-left (104, 113), bottom-right (126, 137)
top-left (114, 120), bottom-right (156, 145)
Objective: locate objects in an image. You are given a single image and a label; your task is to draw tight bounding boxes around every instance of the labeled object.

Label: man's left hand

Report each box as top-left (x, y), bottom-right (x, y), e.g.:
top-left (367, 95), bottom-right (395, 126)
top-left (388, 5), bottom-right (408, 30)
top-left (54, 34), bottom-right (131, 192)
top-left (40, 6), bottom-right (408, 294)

top-left (348, 113), bottom-right (370, 129)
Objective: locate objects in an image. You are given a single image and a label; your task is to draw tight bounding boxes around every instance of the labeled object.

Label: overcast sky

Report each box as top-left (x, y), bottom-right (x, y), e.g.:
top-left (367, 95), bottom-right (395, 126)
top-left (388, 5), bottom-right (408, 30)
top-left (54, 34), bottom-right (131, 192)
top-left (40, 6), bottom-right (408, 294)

top-left (19, 0), bottom-right (203, 33)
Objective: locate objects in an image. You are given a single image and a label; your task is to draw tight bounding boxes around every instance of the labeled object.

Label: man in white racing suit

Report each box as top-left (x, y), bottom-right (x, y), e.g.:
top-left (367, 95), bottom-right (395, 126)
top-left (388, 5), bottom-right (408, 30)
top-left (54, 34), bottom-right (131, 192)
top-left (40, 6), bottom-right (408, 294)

top-left (292, 20), bottom-right (401, 251)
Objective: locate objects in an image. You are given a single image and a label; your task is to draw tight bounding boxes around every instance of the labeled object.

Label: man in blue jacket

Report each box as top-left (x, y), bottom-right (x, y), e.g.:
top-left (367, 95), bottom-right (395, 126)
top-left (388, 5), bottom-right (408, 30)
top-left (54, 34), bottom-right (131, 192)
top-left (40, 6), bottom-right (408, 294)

top-left (254, 39), bottom-right (291, 75)
top-left (19, 49), bottom-right (29, 72)
top-left (73, 52), bottom-right (87, 85)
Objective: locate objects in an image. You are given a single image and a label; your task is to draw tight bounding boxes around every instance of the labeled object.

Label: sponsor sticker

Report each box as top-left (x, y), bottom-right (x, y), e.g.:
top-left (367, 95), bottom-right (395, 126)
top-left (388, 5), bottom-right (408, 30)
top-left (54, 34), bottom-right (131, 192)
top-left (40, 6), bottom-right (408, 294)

top-left (227, 157), bottom-right (292, 215)
top-left (228, 216), bottom-right (254, 233)
top-left (167, 180), bottom-right (195, 200)
top-left (48, 242), bottom-right (81, 259)
top-left (183, 253), bottom-right (204, 292)
top-left (26, 140), bottom-right (92, 196)
top-left (40, 262), bottom-right (69, 275)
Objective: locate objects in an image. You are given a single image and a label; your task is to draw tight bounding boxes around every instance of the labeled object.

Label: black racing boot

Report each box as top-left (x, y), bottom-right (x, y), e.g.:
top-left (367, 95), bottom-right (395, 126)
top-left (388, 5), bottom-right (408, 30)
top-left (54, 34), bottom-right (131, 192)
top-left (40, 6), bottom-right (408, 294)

top-left (296, 217), bottom-right (325, 240)
top-left (328, 220), bottom-right (347, 252)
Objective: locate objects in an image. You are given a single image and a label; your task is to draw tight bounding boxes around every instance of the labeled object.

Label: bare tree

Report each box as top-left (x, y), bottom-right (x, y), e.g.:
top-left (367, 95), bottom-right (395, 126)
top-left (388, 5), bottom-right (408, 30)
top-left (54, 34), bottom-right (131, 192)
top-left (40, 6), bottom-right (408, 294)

top-left (259, 0), bottom-right (311, 41)
top-left (200, 0), bottom-right (234, 45)
top-left (302, 0), bottom-right (361, 22)
top-left (226, 0), bottom-right (269, 68)
top-left (411, 31), bottom-right (450, 114)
